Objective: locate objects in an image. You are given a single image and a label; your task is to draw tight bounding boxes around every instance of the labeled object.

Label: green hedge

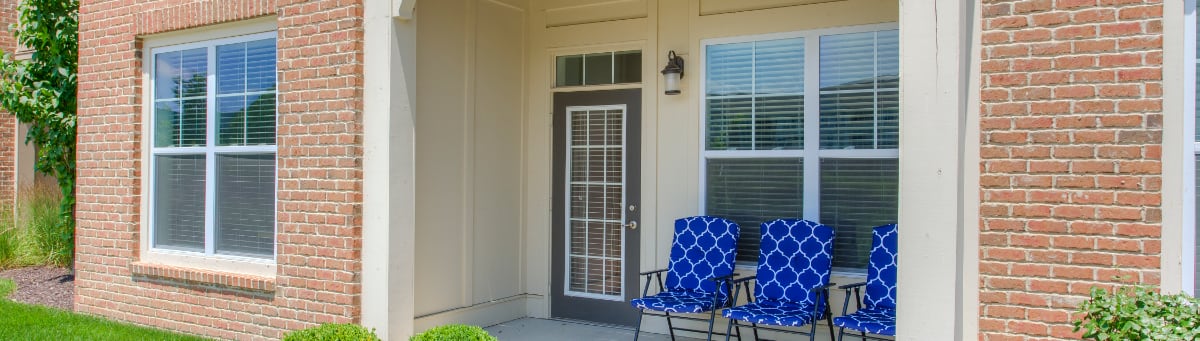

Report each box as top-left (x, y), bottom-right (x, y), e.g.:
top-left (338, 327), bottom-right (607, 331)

top-left (1073, 285), bottom-right (1200, 340)
top-left (283, 324), bottom-right (380, 341)
top-left (410, 324), bottom-right (496, 341)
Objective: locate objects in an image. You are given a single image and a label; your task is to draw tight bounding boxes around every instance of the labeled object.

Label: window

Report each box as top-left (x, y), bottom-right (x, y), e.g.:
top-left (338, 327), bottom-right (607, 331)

top-left (150, 32), bottom-right (278, 260)
top-left (1192, 2), bottom-right (1199, 294)
top-left (556, 50), bottom-right (641, 87)
top-left (702, 26), bottom-right (899, 272)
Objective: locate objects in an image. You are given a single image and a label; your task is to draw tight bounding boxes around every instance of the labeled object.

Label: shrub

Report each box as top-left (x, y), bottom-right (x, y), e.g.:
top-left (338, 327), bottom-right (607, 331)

top-left (17, 182), bottom-right (71, 267)
top-left (0, 224), bottom-right (14, 268)
top-left (410, 324), bottom-right (497, 341)
top-left (283, 323), bottom-right (380, 341)
top-left (1073, 285), bottom-right (1200, 340)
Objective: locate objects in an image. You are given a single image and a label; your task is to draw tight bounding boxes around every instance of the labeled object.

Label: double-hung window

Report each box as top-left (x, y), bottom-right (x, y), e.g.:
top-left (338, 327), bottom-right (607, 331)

top-left (702, 25), bottom-right (899, 272)
top-left (150, 32), bottom-right (278, 260)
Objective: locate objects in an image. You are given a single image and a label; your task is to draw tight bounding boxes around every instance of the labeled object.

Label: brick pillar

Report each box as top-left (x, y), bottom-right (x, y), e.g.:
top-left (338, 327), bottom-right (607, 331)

top-left (979, 0), bottom-right (1164, 340)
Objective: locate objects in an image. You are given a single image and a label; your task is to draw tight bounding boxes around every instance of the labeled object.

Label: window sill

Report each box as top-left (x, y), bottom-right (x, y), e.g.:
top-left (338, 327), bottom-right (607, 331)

top-left (130, 262), bottom-right (276, 292)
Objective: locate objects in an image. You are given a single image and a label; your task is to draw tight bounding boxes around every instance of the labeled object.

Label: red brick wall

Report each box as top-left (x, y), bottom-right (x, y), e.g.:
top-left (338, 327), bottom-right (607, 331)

top-left (979, 0), bottom-right (1163, 340)
top-left (75, 0), bottom-right (365, 339)
top-left (0, 0), bottom-right (20, 208)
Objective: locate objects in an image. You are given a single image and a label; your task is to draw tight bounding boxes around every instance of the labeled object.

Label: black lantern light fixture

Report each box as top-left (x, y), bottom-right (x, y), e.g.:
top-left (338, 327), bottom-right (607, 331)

top-left (661, 50), bottom-right (684, 95)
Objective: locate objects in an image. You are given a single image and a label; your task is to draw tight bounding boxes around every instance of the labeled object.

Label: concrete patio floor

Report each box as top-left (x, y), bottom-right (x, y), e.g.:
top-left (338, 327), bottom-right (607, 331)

top-left (484, 317), bottom-right (841, 341)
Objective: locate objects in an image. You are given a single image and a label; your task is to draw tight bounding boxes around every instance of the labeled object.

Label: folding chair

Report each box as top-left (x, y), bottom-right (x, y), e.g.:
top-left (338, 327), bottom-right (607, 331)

top-left (833, 224), bottom-right (897, 340)
top-left (630, 216), bottom-right (740, 341)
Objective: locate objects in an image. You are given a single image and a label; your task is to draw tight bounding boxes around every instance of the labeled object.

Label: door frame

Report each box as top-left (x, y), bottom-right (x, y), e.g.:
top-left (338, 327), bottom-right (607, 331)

top-left (549, 88), bottom-right (643, 326)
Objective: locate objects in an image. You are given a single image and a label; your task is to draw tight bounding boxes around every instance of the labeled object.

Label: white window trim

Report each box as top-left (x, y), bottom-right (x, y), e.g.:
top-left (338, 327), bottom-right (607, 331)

top-left (140, 21), bottom-right (278, 277)
top-left (1184, 0), bottom-right (1197, 296)
top-left (698, 23), bottom-right (899, 276)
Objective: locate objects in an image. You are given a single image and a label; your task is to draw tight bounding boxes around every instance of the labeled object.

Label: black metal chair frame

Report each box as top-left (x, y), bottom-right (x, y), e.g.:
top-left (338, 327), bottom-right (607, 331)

top-left (722, 276), bottom-right (836, 341)
top-left (632, 269), bottom-right (744, 341)
top-left (835, 282), bottom-right (895, 341)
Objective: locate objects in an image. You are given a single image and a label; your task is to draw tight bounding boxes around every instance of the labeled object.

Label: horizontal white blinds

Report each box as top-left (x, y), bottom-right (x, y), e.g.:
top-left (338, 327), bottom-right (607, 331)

top-left (702, 27), bottom-right (898, 271)
top-left (819, 30), bottom-right (899, 150)
top-left (706, 38), bottom-right (805, 151)
top-left (216, 154), bottom-right (276, 257)
top-left (151, 35), bottom-right (277, 260)
top-left (820, 158), bottom-right (898, 270)
top-left (154, 48), bottom-right (208, 148)
top-left (705, 158), bottom-right (803, 264)
top-left (154, 154), bottom-right (206, 252)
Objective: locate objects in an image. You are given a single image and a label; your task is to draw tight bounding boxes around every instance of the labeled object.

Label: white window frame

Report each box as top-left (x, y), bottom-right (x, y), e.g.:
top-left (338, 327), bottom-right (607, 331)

top-left (698, 23), bottom-right (900, 275)
top-left (1184, 0), bottom-right (1197, 296)
top-left (139, 19), bottom-right (278, 276)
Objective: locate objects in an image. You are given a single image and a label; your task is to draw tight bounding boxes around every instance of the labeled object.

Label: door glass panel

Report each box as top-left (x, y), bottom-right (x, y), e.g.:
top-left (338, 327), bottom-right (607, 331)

top-left (565, 107), bottom-right (625, 300)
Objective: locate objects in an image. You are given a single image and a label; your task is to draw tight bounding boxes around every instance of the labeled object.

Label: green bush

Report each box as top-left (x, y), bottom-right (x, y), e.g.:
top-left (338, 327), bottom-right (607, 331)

top-left (0, 205), bottom-right (18, 268)
top-left (1073, 285), bottom-right (1200, 340)
top-left (283, 323), bottom-right (380, 341)
top-left (410, 324), bottom-right (497, 341)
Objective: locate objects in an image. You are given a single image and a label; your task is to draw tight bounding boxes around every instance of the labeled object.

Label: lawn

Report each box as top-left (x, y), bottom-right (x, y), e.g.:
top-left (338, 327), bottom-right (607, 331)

top-left (0, 278), bottom-right (210, 341)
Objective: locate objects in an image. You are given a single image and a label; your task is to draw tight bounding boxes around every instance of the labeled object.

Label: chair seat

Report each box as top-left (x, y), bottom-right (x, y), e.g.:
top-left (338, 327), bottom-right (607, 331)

top-left (721, 300), bottom-right (819, 327)
top-left (833, 307), bottom-right (896, 336)
top-left (630, 290), bottom-right (722, 314)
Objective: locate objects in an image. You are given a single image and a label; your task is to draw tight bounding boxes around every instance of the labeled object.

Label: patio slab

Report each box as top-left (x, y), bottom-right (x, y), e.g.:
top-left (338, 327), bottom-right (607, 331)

top-left (484, 317), bottom-right (842, 341)
top-left (485, 318), bottom-right (704, 341)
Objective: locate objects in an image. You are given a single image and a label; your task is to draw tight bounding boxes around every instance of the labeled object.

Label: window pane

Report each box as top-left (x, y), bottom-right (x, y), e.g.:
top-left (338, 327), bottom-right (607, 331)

top-left (216, 153), bottom-right (276, 258)
top-left (707, 42), bottom-right (754, 96)
top-left (584, 52), bottom-right (614, 85)
top-left (218, 38), bottom-right (277, 94)
top-left (556, 55), bottom-right (583, 87)
top-left (153, 99), bottom-right (207, 148)
top-left (707, 97), bottom-right (753, 150)
top-left (706, 39), bottom-right (804, 151)
top-left (706, 158), bottom-right (803, 264)
top-left (820, 158), bottom-right (899, 271)
top-left (154, 154), bottom-right (207, 252)
top-left (754, 38), bottom-right (804, 95)
top-left (218, 93), bottom-right (276, 146)
top-left (613, 50), bottom-right (641, 84)
top-left (819, 30), bottom-right (900, 150)
top-left (155, 48), bottom-right (207, 100)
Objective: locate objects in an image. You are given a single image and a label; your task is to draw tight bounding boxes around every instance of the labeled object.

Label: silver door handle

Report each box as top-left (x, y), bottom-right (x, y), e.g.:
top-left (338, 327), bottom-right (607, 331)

top-left (625, 220), bottom-right (638, 230)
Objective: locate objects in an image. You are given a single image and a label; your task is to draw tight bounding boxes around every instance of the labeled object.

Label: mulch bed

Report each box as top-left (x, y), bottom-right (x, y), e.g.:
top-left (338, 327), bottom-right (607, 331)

top-left (0, 266), bottom-right (74, 311)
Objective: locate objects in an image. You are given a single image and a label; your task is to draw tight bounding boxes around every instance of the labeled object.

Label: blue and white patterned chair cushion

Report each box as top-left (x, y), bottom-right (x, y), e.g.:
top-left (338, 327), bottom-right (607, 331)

top-left (630, 216), bottom-right (740, 312)
top-left (864, 224), bottom-right (898, 310)
top-left (832, 307), bottom-right (896, 336)
top-left (722, 300), bottom-right (819, 327)
top-left (724, 219), bottom-right (834, 326)
top-left (630, 290), bottom-right (721, 314)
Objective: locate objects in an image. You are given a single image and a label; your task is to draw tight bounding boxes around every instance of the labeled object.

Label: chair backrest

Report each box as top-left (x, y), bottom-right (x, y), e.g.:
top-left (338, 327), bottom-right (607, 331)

top-left (665, 216), bottom-right (740, 302)
top-left (755, 219), bottom-right (834, 311)
top-left (864, 224), bottom-right (898, 310)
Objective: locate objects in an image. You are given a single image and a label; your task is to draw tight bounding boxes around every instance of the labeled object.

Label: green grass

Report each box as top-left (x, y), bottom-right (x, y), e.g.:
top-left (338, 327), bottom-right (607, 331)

top-left (0, 278), bottom-right (210, 341)
top-left (0, 182), bottom-right (74, 269)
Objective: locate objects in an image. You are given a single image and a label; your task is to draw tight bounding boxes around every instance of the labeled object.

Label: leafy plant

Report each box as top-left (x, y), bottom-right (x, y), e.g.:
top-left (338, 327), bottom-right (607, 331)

top-left (283, 323), bottom-right (380, 341)
top-left (0, 0), bottom-right (79, 264)
top-left (1073, 285), bottom-right (1200, 340)
top-left (410, 324), bottom-right (497, 341)
top-left (0, 225), bottom-right (15, 268)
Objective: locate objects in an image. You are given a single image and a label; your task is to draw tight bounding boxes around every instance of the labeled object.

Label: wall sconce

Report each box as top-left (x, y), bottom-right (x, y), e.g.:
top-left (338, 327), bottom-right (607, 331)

top-left (661, 50), bottom-right (684, 95)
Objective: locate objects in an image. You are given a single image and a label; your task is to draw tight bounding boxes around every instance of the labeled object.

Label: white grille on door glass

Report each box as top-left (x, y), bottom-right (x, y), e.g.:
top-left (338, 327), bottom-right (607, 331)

top-left (565, 107), bottom-right (625, 300)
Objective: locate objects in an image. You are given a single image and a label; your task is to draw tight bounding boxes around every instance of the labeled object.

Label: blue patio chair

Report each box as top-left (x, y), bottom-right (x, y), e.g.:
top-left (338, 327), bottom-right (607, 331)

top-left (721, 219), bottom-right (836, 341)
top-left (833, 224), bottom-right (898, 340)
top-left (630, 216), bottom-right (740, 341)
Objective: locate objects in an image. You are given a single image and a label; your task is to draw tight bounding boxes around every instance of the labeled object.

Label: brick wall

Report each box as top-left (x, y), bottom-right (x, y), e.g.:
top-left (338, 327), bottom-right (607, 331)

top-left (75, 0), bottom-right (365, 339)
top-left (979, 0), bottom-right (1164, 340)
top-left (0, 0), bottom-right (20, 208)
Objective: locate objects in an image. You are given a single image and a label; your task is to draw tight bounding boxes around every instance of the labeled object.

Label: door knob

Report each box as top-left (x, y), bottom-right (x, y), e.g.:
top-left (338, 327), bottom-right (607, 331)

top-left (625, 220), bottom-right (638, 230)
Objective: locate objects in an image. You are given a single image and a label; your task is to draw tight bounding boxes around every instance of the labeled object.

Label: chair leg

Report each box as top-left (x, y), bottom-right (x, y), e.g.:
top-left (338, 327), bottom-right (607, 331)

top-left (724, 319), bottom-right (735, 341)
top-left (751, 322), bottom-right (760, 341)
top-left (808, 319), bottom-right (818, 341)
top-left (836, 326), bottom-right (845, 341)
top-left (734, 321), bottom-right (742, 341)
top-left (632, 310), bottom-right (644, 341)
top-left (826, 315), bottom-right (835, 341)
top-left (664, 311), bottom-right (677, 341)
top-left (707, 308), bottom-right (719, 341)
